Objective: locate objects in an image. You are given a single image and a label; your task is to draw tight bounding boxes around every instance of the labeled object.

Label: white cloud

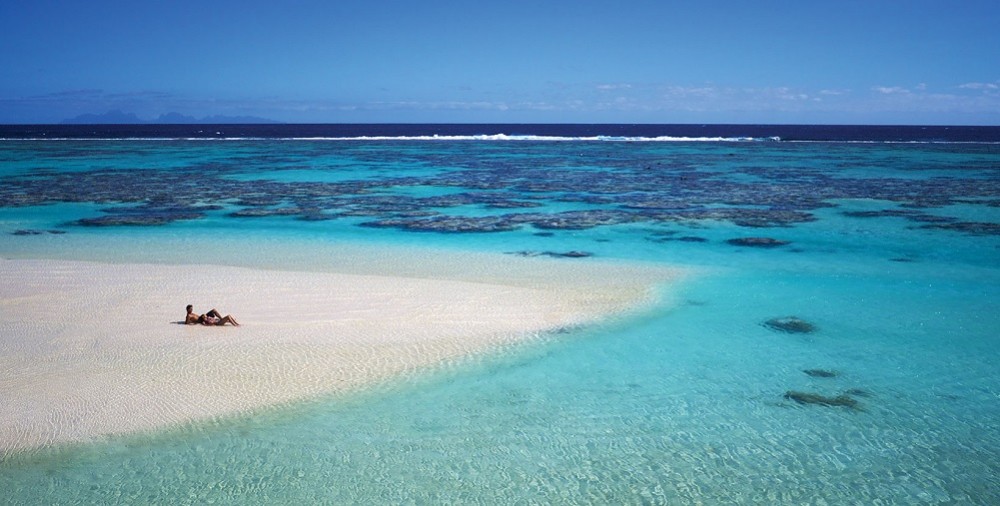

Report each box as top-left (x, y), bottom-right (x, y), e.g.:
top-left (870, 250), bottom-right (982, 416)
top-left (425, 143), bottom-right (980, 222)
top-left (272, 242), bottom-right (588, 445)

top-left (596, 83), bottom-right (633, 91)
top-left (661, 85), bottom-right (718, 98)
top-left (772, 87), bottom-right (809, 101)
top-left (28, 89), bottom-right (106, 100)
top-left (959, 82), bottom-right (999, 90)
top-left (8, 78), bottom-right (1000, 124)
top-left (873, 86), bottom-right (910, 95)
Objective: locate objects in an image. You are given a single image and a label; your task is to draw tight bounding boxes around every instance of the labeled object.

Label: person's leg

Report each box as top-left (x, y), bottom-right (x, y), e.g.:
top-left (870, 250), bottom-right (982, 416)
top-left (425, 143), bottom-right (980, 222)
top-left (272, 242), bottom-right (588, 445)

top-left (219, 315), bottom-right (240, 326)
top-left (207, 309), bottom-right (222, 318)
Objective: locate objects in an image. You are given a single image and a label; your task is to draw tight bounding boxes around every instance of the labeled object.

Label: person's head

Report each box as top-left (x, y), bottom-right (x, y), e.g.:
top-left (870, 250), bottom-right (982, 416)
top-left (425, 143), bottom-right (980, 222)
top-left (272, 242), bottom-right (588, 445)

top-left (186, 304), bottom-right (193, 314)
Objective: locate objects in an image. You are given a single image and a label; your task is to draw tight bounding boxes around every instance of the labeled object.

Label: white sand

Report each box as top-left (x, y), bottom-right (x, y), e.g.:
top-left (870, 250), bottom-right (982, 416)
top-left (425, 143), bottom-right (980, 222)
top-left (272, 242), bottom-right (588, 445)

top-left (0, 255), bottom-right (680, 455)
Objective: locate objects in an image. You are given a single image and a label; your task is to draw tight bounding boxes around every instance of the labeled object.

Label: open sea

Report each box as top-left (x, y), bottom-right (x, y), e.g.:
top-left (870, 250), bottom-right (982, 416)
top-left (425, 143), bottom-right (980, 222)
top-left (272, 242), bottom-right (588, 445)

top-left (1, 124), bottom-right (998, 504)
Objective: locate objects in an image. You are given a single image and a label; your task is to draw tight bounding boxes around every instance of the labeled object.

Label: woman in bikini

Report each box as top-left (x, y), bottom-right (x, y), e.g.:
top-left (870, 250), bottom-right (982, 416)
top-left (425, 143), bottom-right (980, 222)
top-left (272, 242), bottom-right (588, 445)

top-left (185, 305), bottom-right (240, 326)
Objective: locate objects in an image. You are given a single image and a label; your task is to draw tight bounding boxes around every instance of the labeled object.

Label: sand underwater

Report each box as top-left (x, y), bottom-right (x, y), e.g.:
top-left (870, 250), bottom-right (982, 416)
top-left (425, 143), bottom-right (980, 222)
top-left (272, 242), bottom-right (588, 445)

top-left (1, 130), bottom-right (998, 503)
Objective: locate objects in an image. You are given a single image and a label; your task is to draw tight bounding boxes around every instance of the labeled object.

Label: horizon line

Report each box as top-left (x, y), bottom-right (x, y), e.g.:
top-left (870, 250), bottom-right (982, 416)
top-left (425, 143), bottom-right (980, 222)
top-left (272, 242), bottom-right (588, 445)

top-left (3, 121), bottom-right (1000, 127)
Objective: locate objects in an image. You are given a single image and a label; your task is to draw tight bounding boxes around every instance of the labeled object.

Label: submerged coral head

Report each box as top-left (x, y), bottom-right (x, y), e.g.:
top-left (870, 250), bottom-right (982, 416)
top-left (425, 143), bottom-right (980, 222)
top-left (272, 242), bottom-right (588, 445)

top-left (784, 391), bottom-right (860, 409)
top-left (763, 316), bottom-right (816, 334)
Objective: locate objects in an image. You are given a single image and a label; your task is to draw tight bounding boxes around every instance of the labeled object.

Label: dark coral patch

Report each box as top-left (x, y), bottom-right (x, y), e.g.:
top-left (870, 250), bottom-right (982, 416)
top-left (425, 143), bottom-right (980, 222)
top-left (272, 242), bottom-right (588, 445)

top-left (360, 215), bottom-right (521, 233)
top-left (803, 369), bottom-right (838, 378)
top-left (507, 250), bottom-right (594, 259)
top-left (228, 207), bottom-right (303, 218)
top-left (783, 391), bottom-right (860, 409)
top-left (76, 213), bottom-right (204, 226)
top-left (528, 210), bottom-right (638, 230)
top-left (727, 237), bottom-right (791, 247)
top-left (1, 140), bottom-right (997, 238)
top-left (11, 229), bottom-right (66, 235)
top-left (840, 209), bottom-right (1000, 236)
top-left (843, 210), bottom-right (919, 219)
top-left (918, 221), bottom-right (1000, 236)
top-left (74, 205), bottom-right (220, 227)
top-left (482, 200), bottom-right (544, 209)
top-left (763, 317), bottom-right (816, 334)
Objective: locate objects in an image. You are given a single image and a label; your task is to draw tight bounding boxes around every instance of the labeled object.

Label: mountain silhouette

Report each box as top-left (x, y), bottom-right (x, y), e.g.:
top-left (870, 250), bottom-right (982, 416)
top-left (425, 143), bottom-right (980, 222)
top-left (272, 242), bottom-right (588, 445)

top-left (61, 110), bottom-right (279, 124)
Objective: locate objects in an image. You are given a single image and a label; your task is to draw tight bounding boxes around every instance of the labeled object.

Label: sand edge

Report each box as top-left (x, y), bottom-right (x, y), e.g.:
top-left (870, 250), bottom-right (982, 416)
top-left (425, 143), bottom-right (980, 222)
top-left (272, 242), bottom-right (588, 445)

top-left (1, 256), bottom-right (682, 455)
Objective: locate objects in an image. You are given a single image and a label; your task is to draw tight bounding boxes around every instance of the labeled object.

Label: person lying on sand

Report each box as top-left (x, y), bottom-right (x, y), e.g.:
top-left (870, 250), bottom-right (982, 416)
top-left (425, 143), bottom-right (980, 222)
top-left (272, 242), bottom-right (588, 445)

top-left (185, 305), bottom-right (240, 326)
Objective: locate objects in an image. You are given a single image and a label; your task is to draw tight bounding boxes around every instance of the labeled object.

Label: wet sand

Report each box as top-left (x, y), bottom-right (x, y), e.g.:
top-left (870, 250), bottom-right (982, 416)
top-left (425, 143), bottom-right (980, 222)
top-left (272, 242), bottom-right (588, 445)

top-left (0, 255), bottom-right (679, 455)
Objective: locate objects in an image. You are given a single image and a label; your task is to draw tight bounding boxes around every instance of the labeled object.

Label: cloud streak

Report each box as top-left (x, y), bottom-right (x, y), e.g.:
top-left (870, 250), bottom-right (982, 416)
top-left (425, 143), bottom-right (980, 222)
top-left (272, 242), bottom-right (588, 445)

top-left (959, 81), bottom-right (999, 91)
top-left (873, 86), bottom-right (911, 95)
top-left (3, 79), bottom-right (999, 124)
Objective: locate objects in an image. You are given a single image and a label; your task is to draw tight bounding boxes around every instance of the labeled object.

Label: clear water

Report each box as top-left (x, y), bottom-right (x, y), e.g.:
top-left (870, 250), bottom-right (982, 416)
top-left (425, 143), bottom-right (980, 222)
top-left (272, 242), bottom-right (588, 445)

top-left (1, 137), bottom-right (998, 504)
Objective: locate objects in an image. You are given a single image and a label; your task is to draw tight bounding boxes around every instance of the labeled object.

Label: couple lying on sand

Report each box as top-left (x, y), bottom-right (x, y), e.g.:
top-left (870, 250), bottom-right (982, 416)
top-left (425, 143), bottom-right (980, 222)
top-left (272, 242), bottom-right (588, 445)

top-left (185, 305), bottom-right (240, 326)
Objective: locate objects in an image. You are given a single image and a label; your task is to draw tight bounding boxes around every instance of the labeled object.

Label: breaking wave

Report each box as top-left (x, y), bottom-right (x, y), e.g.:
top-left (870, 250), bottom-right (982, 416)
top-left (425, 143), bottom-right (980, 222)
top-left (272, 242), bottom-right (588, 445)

top-left (1, 124), bottom-right (997, 143)
top-left (0, 134), bottom-right (784, 142)
top-left (270, 134), bottom-right (784, 142)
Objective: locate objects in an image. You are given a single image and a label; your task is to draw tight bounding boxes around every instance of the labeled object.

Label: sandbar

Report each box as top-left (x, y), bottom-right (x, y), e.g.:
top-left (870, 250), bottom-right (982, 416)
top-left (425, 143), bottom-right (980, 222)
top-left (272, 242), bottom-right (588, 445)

top-left (0, 254), bottom-right (680, 455)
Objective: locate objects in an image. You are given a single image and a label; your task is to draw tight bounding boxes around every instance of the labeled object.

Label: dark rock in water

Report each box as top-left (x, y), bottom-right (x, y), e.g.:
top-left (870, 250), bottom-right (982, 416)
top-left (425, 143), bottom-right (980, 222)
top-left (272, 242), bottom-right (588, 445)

top-left (648, 234), bottom-right (709, 243)
top-left (71, 204), bottom-right (217, 227)
top-left (529, 210), bottom-right (637, 230)
top-left (483, 200), bottom-right (543, 209)
top-left (726, 237), bottom-right (790, 247)
top-left (919, 221), bottom-right (1000, 236)
top-left (393, 211), bottom-right (438, 218)
top-left (843, 209), bottom-right (919, 219)
top-left (360, 215), bottom-right (520, 233)
top-left (549, 324), bottom-right (582, 335)
top-left (844, 388), bottom-right (872, 398)
top-left (13, 228), bottom-right (68, 235)
top-left (648, 230), bottom-right (679, 237)
top-left (534, 232), bottom-right (555, 237)
top-left (889, 257), bottom-right (916, 263)
top-left (506, 250), bottom-right (594, 259)
top-left (228, 207), bottom-right (302, 218)
top-left (784, 391), bottom-right (859, 409)
top-left (296, 213), bottom-right (334, 221)
top-left (75, 212), bottom-right (204, 226)
top-left (763, 316), bottom-right (816, 334)
top-left (803, 369), bottom-right (838, 378)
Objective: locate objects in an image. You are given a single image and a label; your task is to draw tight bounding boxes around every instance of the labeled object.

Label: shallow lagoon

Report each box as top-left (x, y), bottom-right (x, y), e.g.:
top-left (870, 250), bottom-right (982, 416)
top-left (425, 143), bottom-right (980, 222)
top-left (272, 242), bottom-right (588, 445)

top-left (1, 136), bottom-right (998, 503)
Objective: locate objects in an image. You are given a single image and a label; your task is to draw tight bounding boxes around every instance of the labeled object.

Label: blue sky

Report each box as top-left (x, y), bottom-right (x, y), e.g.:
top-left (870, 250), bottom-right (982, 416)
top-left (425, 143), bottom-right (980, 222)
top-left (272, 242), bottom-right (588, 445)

top-left (1, 0), bottom-right (998, 124)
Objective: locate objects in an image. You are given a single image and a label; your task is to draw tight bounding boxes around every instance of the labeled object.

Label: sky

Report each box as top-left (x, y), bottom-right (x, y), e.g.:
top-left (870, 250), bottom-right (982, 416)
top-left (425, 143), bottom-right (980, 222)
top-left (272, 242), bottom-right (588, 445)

top-left (1, 0), bottom-right (998, 124)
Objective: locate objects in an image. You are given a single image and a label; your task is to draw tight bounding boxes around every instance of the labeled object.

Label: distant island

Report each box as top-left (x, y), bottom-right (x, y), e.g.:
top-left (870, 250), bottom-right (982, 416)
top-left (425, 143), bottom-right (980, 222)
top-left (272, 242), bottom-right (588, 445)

top-left (61, 110), bottom-right (280, 124)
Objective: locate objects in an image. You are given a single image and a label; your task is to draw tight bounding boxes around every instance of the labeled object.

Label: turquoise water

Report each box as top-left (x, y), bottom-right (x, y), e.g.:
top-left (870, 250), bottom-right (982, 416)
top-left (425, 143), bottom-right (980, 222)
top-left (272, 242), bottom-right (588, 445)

top-left (1, 139), bottom-right (998, 503)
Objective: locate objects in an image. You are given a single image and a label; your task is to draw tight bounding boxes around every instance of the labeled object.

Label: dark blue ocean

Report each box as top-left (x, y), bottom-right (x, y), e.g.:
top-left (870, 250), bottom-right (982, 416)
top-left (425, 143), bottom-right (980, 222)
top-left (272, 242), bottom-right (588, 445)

top-left (3, 122), bottom-right (1000, 143)
top-left (1, 124), bottom-right (998, 503)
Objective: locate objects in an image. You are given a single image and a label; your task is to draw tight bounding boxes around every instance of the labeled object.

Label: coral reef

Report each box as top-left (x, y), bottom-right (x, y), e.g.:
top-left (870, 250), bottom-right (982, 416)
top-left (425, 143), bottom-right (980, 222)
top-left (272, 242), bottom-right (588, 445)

top-left (763, 317), bottom-right (817, 334)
